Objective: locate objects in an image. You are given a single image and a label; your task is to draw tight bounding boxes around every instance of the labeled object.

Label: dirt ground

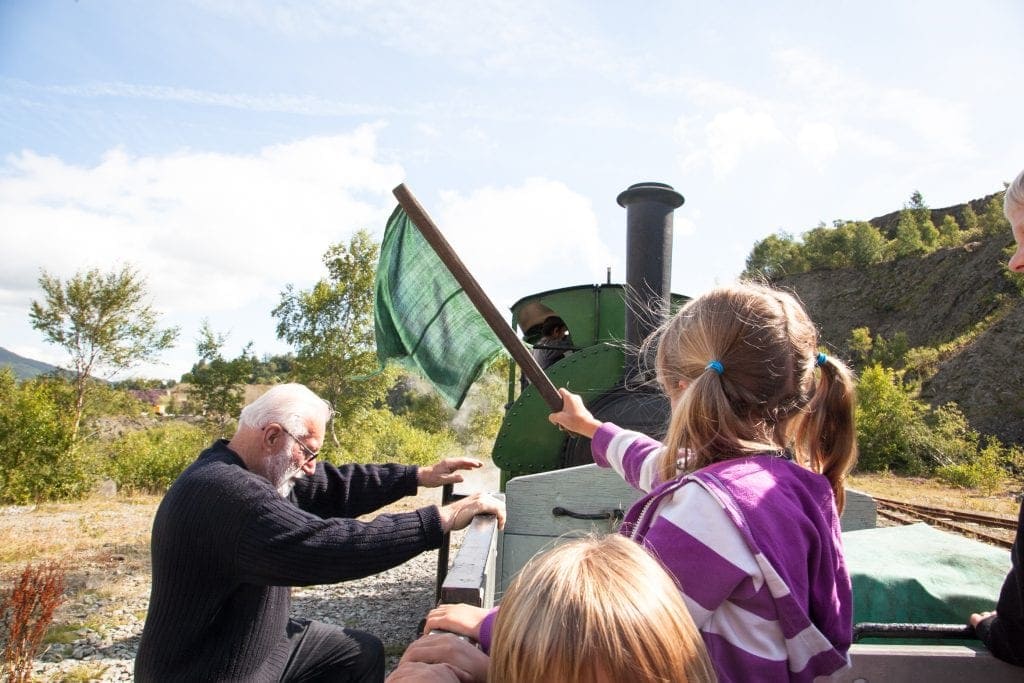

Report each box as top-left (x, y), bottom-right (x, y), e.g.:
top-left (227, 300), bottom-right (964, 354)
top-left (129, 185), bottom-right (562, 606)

top-left (847, 472), bottom-right (1021, 517)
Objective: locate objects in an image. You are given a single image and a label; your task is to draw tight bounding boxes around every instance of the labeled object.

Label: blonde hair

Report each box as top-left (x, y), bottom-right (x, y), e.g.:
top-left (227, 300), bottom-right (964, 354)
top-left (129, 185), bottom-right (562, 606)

top-left (488, 535), bottom-right (716, 683)
top-left (1006, 168), bottom-right (1024, 218)
top-left (648, 282), bottom-right (857, 512)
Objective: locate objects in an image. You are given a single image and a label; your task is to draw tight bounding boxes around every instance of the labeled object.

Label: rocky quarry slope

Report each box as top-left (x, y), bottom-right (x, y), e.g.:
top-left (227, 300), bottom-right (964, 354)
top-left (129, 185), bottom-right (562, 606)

top-left (776, 199), bottom-right (1023, 447)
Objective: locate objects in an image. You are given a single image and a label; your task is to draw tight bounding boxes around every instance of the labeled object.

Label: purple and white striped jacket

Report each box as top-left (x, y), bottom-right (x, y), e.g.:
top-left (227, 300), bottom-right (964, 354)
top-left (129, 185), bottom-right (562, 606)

top-left (594, 423), bottom-right (852, 683)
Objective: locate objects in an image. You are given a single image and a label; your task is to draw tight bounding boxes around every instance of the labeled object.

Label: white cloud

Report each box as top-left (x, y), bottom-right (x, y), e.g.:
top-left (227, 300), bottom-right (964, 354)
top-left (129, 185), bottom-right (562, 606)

top-left (796, 122), bottom-right (839, 169)
top-left (703, 108), bottom-right (783, 178)
top-left (41, 81), bottom-right (395, 117)
top-left (0, 135), bottom-right (618, 377)
top-left (773, 47), bottom-right (975, 158)
top-left (663, 45), bottom-right (978, 187)
top-left (435, 178), bottom-right (615, 308)
top-left (415, 123), bottom-right (441, 138)
top-left (193, 0), bottom-right (630, 80)
top-left (0, 126), bottom-right (406, 376)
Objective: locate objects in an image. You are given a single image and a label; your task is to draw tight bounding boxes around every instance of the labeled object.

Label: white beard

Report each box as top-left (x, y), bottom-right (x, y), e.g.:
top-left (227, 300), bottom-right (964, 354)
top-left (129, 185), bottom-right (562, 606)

top-left (264, 445), bottom-right (305, 498)
top-left (277, 467), bottom-right (304, 498)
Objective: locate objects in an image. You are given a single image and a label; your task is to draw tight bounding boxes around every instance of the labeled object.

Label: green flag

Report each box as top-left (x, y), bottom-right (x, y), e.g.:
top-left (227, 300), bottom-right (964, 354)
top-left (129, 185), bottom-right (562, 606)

top-left (374, 205), bottom-right (504, 408)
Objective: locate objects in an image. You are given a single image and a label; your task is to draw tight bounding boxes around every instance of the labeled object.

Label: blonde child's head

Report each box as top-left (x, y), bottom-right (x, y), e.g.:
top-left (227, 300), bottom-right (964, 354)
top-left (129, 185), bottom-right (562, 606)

top-left (648, 281), bottom-right (857, 510)
top-left (488, 534), bottom-right (715, 683)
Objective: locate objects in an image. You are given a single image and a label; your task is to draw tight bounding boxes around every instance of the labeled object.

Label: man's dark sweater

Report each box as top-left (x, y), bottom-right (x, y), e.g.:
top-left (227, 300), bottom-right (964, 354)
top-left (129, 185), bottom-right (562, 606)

top-left (134, 439), bottom-right (445, 682)
top-left (975, 499), bottom-right (1024, 666)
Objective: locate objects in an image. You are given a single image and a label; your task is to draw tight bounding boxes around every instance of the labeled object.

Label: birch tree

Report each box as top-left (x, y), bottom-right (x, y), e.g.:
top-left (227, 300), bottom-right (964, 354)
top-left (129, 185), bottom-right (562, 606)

top-left (29, 265), bottom-right (179, 442)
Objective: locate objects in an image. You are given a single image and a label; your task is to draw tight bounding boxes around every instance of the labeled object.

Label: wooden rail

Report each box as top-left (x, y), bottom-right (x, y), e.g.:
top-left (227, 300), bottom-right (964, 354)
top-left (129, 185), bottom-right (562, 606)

top-left (438, 507), bottom-right (502, 607)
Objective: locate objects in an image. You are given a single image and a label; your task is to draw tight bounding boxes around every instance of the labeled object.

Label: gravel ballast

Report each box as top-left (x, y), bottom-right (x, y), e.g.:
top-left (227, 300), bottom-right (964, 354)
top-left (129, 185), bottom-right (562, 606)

top-left (32, 548), bottom-right (447, 681)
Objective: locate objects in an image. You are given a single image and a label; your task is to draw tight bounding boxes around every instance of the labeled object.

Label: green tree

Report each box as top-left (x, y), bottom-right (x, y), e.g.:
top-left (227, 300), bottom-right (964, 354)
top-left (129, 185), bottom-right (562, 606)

top-left (273, 231), bottom-right (394, 424)
top-left (184, 320), bottom-right (255, 429)
top-left (937, 214), bottom-right (961, 248)
top-left (890, 209), bottom-right (924, 258)
top-left (980, 194), bottom-right (1010, 236)
top-left (961, 204), bottom-right (980, 238)
top-left (29, 266), bottom-right (179, 443)
top-left (908, 190), bottom-right (930, 224)
top-left (802, 223), bottom-right (849, 270)
top-left (249, 353), bottom-right (296, 384)
top-left (918, 216), bottom-right (939, 251)
top-left (742, 231), bottom-right (807, 279)
top-left (844, 221), bottom-right (886, 267)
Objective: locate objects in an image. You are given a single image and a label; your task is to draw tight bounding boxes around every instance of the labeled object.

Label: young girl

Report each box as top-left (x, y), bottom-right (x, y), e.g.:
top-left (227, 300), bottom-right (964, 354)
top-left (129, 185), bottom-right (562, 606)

top-left (400, 534), bottom-right (716, 683)
top-left (547, 281), bottom-right (857, 682)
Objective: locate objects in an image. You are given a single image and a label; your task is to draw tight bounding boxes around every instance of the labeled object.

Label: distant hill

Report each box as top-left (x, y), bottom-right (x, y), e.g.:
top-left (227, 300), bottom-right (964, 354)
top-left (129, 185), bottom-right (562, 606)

top-left (0, 347), bottom-right (65, 380)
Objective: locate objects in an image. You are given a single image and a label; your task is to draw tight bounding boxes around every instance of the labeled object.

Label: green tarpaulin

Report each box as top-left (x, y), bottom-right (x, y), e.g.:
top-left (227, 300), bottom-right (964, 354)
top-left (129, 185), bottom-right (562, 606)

top-left (374, 206), bottom-right (504, 409)
top-left (843, 523), bottom-right (1008, 625)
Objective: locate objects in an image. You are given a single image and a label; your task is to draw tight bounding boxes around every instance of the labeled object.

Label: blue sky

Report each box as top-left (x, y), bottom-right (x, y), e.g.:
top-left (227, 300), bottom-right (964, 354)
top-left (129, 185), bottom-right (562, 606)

top-left (2, 0), bottom-right (1022, 380)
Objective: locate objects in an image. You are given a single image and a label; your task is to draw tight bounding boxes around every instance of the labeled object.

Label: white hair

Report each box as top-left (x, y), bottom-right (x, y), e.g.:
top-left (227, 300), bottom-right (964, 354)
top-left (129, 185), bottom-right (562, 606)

top-left (1006, 167), bottom-right (1024, 217)
top-left (237, 383), bottom-right (332, 437)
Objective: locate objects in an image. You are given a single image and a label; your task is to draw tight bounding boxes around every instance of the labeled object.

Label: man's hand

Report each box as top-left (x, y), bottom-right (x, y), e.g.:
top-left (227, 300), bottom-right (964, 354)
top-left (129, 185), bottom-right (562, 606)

top-left (439, 492), bottom-right (506, 532)
top-left (422, 603), bottom-right (491, 641)
top-left (389, 633), bottom-right (488, 683)
top-left (418, 458), bottom-right (483, 488)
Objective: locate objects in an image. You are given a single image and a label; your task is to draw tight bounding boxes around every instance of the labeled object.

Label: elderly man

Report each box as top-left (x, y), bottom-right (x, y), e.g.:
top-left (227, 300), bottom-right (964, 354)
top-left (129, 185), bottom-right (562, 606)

top-left (135, 383), bottom-right (505, 682)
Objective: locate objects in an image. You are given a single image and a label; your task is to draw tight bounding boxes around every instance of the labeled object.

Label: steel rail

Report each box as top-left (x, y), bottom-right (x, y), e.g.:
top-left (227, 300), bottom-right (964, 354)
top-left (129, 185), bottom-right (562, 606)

top-left (872, 495), bottom-right (1017, 529)
top-left (874, 499), bottom-right (1013, 549)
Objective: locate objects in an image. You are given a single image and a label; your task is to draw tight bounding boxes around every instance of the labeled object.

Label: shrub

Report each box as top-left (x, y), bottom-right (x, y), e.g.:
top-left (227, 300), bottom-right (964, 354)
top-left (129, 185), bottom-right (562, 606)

top-left (924, 403), bottom-right (979, 466)
top-left (999, 443), bottom-right (1024, 480)
top-left (104, 421), bottom-right (213, 493)
top-left (935, 442), bottom-right (1005, 494)
top-left (0, 561), bottom-right (66, 683)
top-left (0, 371), bottom-right (87, 504)
top-left (332, 408), bottom-right (457, 467)
top-left (855, 365), bottom-right (929, 474)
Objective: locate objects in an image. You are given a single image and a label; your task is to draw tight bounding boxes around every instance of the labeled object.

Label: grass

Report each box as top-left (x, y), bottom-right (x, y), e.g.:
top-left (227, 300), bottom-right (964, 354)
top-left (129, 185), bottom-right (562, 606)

top-left (43, 623), bottom-right (85, 645)
top-left (0, 494), bottom-right (160, 566)
top-left (848, 471), bottom-right (1021, 517)
top-left (59, 663), bottom-right (110, 682)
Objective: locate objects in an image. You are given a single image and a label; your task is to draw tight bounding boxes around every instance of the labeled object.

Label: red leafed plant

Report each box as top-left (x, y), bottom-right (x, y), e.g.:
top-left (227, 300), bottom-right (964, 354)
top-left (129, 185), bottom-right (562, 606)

top-left (1, 561), bottom-right (66, 683)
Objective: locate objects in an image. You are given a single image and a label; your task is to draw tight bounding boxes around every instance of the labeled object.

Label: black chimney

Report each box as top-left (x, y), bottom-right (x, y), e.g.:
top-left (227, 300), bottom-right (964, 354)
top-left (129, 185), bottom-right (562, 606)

top-left (616, 182), bottom-right (684, 377)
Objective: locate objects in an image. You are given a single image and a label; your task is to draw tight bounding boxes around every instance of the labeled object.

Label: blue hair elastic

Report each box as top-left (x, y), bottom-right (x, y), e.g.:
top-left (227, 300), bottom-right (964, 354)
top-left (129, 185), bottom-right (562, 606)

top-left (706, 360), bottom-right (724, 375)
top-left (816, 352), bottom-right (828, 367)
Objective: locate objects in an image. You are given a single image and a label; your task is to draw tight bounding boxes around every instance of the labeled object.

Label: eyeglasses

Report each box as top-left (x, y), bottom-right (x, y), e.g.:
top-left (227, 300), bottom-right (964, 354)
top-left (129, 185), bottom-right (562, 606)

top-left (278, 425), bottom-right (320, 466)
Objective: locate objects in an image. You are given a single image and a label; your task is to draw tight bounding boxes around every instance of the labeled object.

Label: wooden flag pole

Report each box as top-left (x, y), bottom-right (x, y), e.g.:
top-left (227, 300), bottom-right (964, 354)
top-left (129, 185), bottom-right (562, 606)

top-left (393, 183), bottom-right (564, 412)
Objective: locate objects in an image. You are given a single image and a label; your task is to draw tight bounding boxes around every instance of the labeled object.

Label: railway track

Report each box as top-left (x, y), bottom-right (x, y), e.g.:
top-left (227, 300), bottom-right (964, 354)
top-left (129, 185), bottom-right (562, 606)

top-left (872, 495), bottom-right (1016, 549)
